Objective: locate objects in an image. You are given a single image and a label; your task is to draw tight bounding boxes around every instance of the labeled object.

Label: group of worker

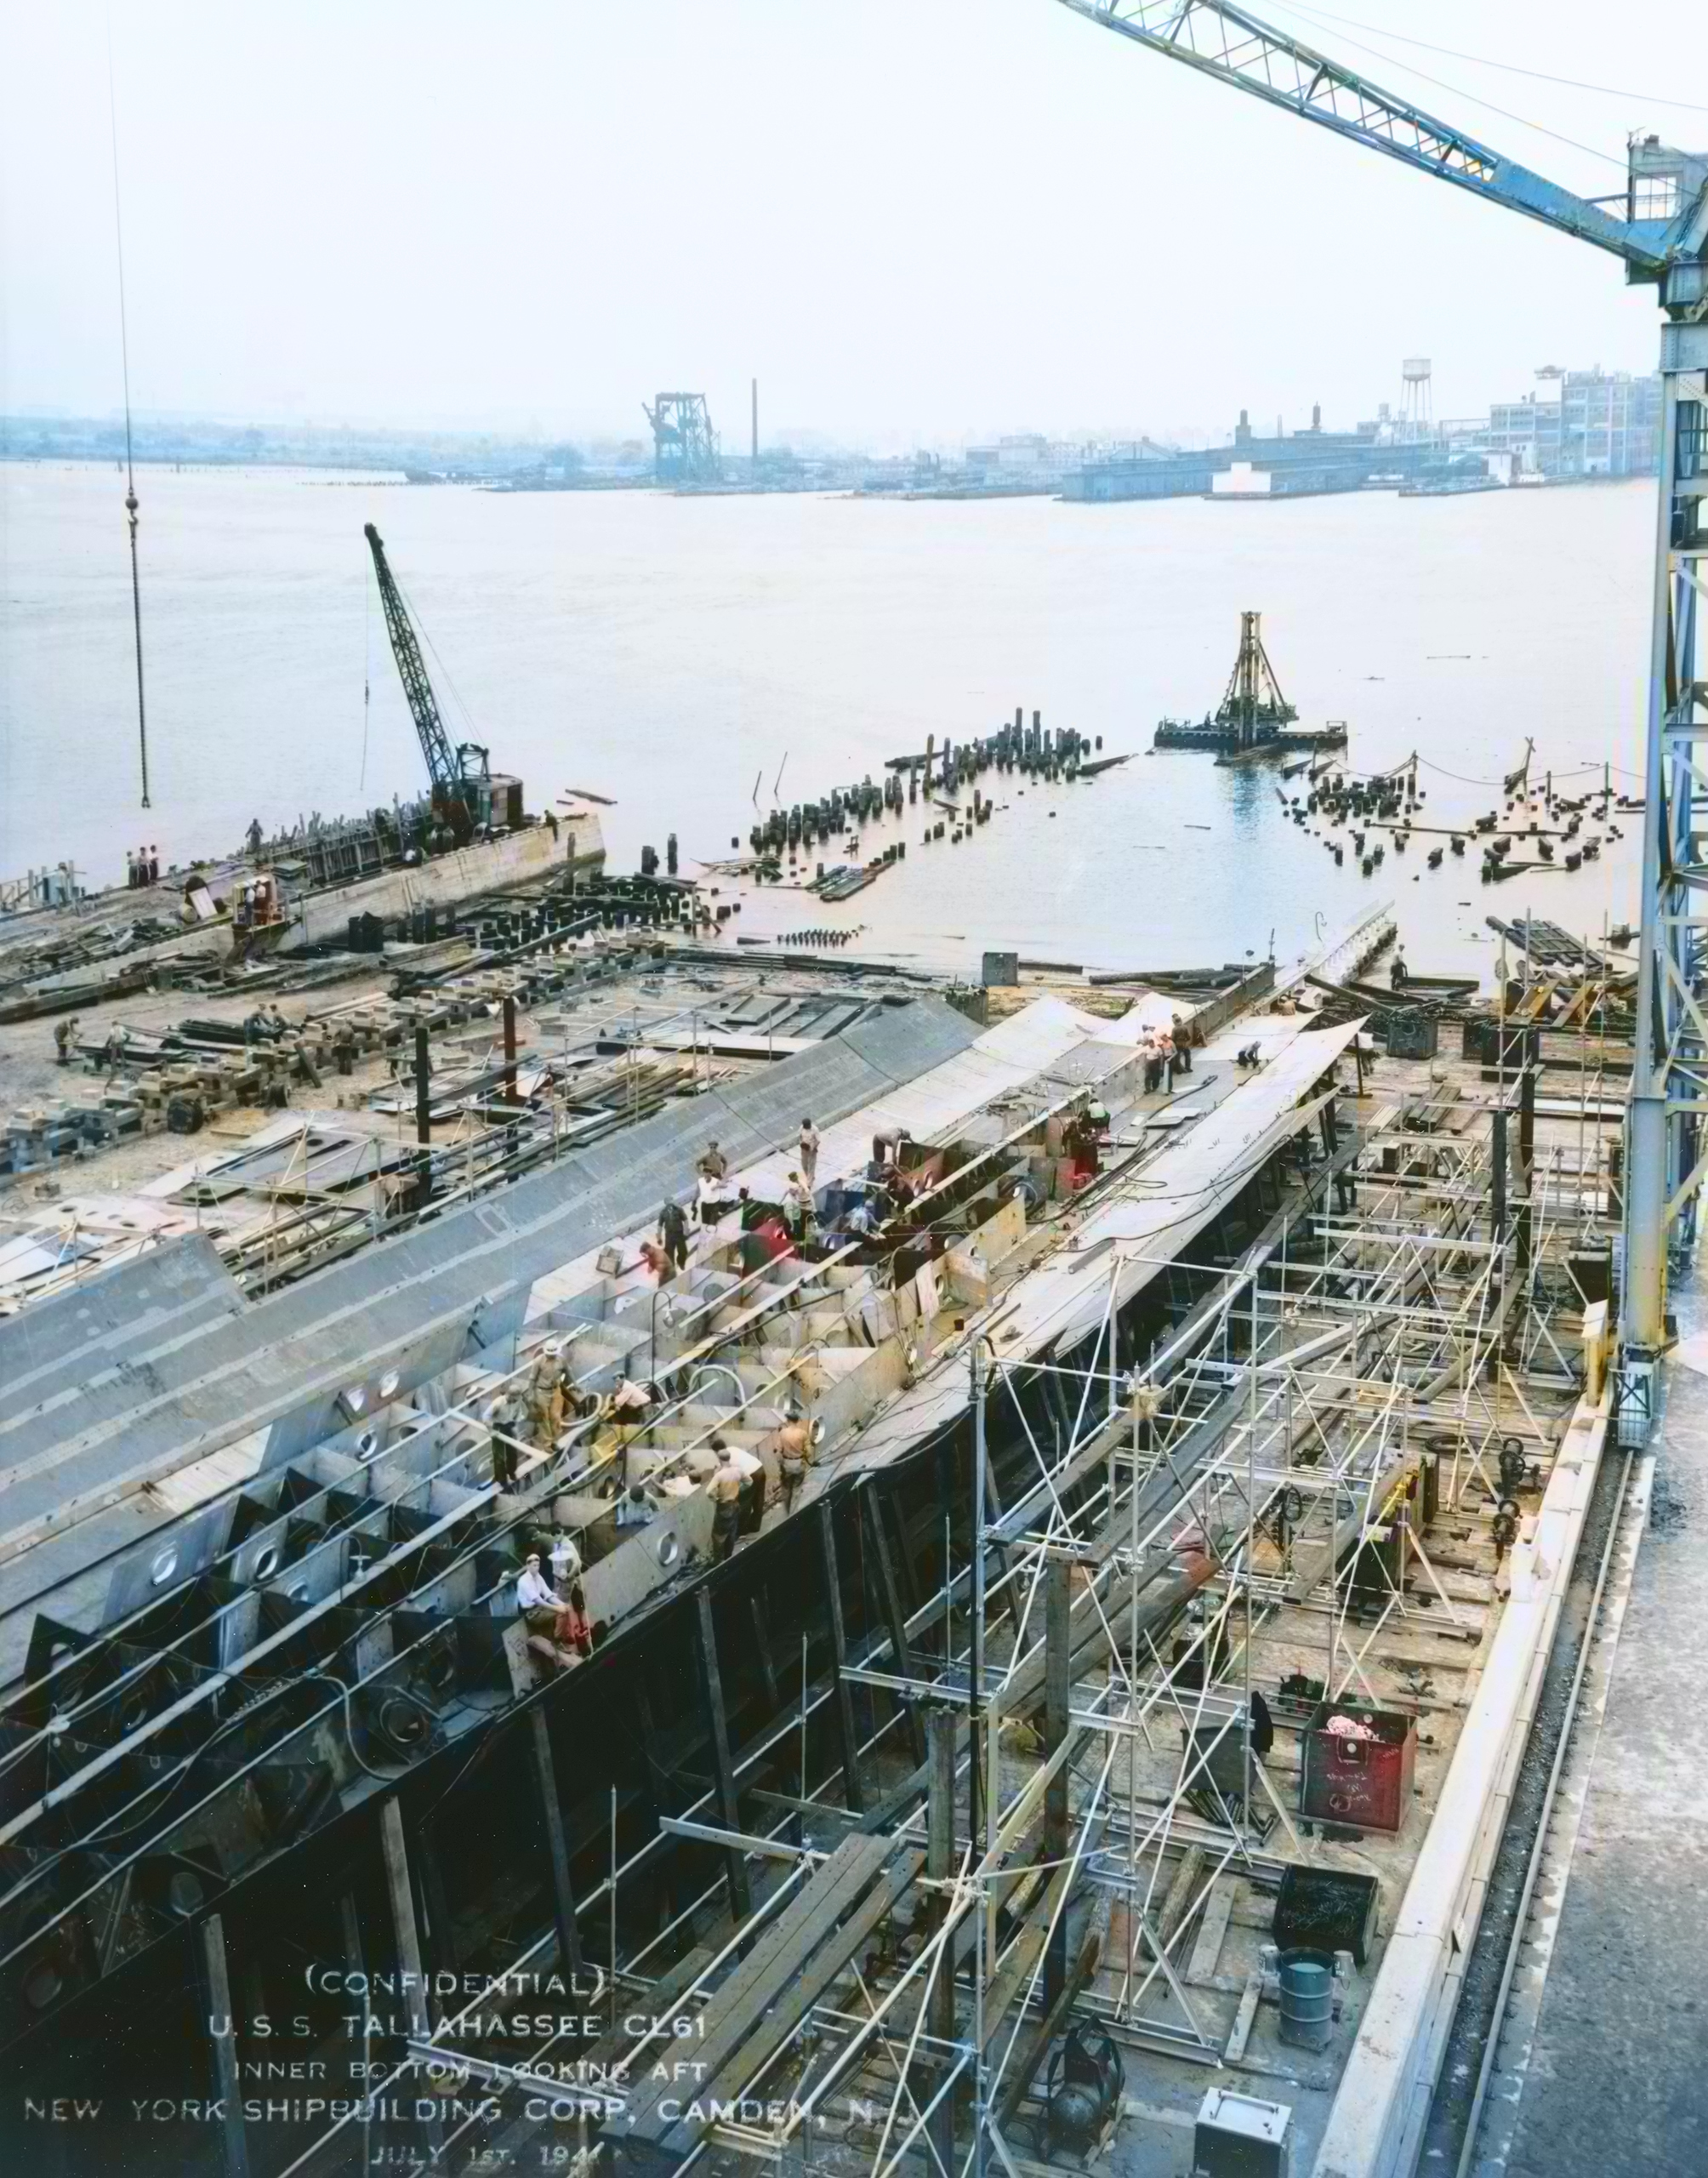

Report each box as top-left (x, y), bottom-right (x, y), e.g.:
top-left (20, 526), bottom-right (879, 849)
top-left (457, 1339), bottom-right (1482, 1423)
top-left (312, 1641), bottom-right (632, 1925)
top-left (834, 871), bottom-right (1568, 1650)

top-left (125, 846), bottom-right (161, 889)
top-left (514, 1410), bottom-right (810, 1654)
top-left (635, 1121), bottom-right (828, 1285)
top-left (1140, 1017), bottom-right (1194, 1096)
top-left (58, 1023), bottom-right (134, 1076)
top-left (243, 1003), bottom-right (292, 1046)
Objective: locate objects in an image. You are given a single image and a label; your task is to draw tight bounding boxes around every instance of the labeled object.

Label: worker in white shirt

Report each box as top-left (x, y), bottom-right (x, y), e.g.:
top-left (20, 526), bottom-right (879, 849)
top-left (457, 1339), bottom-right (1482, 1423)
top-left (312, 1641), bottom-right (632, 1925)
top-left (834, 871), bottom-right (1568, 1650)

top-left (798, 1118), bottom-right (821, 1187)
top-left (707, 1434), bottom-right (743, 1561)
top-left (615, 1482), bottom-right (655, 1528)
top-left (783, 1171), bottom-right (812, 1243)
top-left (730, 1445), bottom-right (766, 1537)
top-left (549, 1532), bottom-right (582, 1592)
top-left (515, 1554), bottom-right (576, 1645)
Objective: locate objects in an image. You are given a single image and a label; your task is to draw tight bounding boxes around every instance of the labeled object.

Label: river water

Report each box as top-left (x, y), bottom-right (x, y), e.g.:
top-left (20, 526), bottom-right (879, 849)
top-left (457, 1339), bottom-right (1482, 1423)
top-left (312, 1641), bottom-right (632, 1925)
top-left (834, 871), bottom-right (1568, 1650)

top-left (0, 460), bottom-right (1651, 981)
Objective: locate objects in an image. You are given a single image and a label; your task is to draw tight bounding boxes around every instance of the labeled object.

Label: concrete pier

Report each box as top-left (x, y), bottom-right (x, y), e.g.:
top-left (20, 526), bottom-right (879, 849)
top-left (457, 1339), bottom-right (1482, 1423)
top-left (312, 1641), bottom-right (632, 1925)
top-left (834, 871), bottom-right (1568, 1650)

top-left (1489, 1274), bottom-right (1708, 2178)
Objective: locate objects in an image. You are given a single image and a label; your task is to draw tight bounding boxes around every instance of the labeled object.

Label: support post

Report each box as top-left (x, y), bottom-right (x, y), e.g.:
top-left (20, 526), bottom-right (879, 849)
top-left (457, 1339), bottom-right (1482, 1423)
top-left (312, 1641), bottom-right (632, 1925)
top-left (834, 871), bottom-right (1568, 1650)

top-left (1043, 1555), bottom-right (1072, 2011)
top-left (1625, 336), bottom-right (1705, 1363)
top-left (1515, 1029), bottom-right (1536, 1292)
top-left (926, 1707), bottom-right (959, 2178)
top-left (970, 1343), bottom-right (988, 1850)
top-left (817, 1502), bottom-right (867, 1814)
top-left (339, 1893), bottom-right (373, 2175)
top-left (379, 1799), bottom-right (443, 2155)
top-left (976, 1457), bottom-right (1024, 1634)
top-left (868, 1488), bottom-right (928, 1763)
top-left (695, 1589), bottom-right (752, 1919)
top-left (502, 993), bottom-right (518, 1105)
top-left (413, 1024), bottom-right (433, 1210)
top-left (530, 1709), bottom-right (584, 1978)
top-left (413, 1025), bottom-right (431, 1146)
top-left (197, 1913), bottom-right (252, 2178)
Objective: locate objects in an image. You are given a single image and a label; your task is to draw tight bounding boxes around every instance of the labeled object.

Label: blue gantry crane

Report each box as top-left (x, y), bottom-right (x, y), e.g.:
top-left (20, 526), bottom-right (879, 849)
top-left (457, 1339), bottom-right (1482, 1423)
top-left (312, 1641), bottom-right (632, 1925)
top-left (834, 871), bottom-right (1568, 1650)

top-left (1056, 0), bottom-right (1708, 1434)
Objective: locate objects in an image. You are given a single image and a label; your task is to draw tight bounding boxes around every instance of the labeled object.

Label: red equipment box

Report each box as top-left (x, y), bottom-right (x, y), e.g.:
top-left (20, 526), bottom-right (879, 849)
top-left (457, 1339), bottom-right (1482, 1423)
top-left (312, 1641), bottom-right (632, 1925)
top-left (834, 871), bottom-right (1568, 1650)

top-left (1299, 1701), bottom-right (1416, 1834)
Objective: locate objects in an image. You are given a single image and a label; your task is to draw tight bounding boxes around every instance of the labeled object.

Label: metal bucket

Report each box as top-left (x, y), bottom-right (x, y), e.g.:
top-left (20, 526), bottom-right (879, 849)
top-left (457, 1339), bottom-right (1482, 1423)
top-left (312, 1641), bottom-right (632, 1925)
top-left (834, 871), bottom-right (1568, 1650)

top-left (1278, 1954), bottom-right (1333, 2050)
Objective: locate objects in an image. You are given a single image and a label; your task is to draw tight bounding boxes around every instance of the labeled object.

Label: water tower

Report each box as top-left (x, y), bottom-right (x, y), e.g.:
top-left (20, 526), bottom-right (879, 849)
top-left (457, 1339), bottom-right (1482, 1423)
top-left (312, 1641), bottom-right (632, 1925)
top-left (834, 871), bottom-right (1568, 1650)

top-left (1400, 357), bottom-right (1433, 437)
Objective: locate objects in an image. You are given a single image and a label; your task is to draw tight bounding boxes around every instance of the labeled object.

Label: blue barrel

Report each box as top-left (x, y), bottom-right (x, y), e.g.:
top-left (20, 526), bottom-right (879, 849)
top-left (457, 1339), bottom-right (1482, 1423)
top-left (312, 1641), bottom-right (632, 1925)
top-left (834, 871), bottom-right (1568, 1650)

top-left (1278, 1955), bottom-right (1333, 2050)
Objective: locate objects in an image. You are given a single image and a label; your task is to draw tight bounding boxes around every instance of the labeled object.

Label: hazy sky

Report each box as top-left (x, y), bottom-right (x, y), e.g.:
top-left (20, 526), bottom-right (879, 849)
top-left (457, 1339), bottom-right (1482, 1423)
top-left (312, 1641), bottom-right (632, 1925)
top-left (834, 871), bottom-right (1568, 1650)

top-left (3, 1), bottom-right (1705, 445)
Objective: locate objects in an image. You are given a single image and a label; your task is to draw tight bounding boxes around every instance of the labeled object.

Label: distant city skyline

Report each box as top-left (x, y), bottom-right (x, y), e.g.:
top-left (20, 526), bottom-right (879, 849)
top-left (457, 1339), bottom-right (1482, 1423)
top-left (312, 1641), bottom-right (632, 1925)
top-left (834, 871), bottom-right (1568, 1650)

top-left (0, 352), bottom-right (1661, 473)
top-left (4, 2), bottom-right (1697, 448)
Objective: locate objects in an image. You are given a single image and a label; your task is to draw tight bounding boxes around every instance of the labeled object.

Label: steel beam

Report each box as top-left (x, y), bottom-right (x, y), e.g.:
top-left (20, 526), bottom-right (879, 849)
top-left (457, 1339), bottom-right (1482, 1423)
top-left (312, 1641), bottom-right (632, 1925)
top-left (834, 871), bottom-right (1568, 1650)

top-left (1043, 1556), bottom-right (1072, 2010)
top-left (379, 1799), bottom-right (444, 2158)
top-left (1625, 335), bottom-right (1708, 1398)
top-left (530, 1710), bottom-right (584, 1979)
top-left (817, 1501), bottom-right (868, 1814)
top-left (196, 1912), bottom-right (252, 2178)
top-left (867, 1486), bottom-right (928, 1762)
top-left (926, 1708), bottom-right (959, 2178)
top-left (695, 1588), bottom-right (752, 1919)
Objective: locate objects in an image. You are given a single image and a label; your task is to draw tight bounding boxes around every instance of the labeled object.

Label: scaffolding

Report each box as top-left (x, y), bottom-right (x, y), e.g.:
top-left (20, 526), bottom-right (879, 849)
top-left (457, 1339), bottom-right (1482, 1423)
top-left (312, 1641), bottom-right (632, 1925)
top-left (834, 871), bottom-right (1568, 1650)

top-left (0, 967), bottom-right (1617, 2178)
top-left (367, 1034), bottom-right (1602, 2178)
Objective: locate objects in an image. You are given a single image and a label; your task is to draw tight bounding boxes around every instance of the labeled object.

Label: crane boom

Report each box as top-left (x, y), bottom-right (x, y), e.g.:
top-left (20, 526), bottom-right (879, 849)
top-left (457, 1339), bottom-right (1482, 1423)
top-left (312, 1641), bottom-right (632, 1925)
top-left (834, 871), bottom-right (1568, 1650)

top-left (363, 522), bottom-right (464, 801)
top-left (1055, 0), bottom-right (1708, 1427)
top-left (1055, 0), bottom-right (1696, 279)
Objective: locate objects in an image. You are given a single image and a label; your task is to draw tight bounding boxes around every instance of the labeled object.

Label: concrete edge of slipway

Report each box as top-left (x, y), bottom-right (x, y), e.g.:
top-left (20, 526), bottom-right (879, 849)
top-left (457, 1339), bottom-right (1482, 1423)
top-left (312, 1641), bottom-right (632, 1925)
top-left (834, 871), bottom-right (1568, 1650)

top-left (1310, 1384), bottom-right (1613, 2178)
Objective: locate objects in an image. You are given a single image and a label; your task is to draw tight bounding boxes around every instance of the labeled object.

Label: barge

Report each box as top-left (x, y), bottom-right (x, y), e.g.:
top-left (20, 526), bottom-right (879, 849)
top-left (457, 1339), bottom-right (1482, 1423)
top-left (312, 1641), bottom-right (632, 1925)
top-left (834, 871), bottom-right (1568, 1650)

top-left (1155, 609), bottom-right (1350, 758)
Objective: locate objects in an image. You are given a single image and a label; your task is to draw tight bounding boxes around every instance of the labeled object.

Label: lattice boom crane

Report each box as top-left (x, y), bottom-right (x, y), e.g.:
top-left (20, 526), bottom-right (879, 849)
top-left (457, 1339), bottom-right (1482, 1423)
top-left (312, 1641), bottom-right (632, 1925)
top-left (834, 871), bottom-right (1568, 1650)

top-left (1056, 0), bottom-right (1708, 1431)
top-left (363, 522), bottom-right (489, 842)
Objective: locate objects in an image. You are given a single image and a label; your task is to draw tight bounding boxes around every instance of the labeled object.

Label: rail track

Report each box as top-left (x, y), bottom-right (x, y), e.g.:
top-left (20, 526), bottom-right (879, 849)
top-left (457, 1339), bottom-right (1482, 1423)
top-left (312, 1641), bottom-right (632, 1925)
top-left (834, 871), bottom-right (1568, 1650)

top-left (1421, 1434), bottom-right (1653, 2177)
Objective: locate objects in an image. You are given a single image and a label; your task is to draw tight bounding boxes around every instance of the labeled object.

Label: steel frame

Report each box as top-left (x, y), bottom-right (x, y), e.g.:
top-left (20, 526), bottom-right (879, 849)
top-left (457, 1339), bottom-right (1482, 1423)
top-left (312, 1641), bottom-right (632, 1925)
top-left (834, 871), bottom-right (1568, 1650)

top-left (567, 1081), bottom-right (1593, 2178)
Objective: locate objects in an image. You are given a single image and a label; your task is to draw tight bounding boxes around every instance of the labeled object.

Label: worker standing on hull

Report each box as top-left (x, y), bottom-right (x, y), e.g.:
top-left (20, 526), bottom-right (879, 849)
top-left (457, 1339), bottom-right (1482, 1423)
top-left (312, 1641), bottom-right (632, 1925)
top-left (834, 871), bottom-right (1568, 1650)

top-left (707, 1435), bottom-right (743, 1562)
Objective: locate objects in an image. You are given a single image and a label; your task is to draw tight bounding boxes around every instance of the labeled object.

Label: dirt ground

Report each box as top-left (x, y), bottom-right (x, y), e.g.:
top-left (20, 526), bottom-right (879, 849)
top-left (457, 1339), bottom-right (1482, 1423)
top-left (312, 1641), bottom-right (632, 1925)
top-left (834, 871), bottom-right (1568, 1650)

top-left (0, 970), bottom-right (402, 1202)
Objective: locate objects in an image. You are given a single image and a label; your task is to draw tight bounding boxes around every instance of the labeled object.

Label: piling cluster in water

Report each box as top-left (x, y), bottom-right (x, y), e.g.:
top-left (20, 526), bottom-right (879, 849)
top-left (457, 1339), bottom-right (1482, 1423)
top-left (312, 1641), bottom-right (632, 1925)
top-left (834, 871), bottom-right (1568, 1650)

top-left (742, 708), bottom-right (1101, 864)
top-left (1278, 759), bottom-right (1628, 888)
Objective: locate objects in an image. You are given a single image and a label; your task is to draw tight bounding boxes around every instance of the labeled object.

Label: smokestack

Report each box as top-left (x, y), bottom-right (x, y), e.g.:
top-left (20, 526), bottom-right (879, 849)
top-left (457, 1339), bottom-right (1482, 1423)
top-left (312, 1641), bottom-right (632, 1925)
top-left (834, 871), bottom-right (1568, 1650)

top-left (751, 378), bottom-right (758, 465)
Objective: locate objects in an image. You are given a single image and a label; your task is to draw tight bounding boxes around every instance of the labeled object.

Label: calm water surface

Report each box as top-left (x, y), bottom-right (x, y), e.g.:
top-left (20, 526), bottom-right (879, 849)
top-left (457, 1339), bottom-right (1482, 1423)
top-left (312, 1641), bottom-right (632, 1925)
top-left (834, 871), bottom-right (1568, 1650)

top-left (0, 462), bottom-right (1652, 980)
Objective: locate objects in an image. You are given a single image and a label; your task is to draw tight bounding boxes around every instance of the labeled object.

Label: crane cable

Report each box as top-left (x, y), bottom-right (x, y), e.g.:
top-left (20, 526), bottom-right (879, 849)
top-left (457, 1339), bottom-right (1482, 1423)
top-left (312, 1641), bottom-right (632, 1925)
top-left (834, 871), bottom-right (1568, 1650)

top-left (359, 558), bottom-right (372, 794)
top-left (1267, 0), bottom-right (1626, 170)
top-left (105, 14), bottom-right (151, 808)
top-left (1271, 3), bottom-right (1708, 118)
